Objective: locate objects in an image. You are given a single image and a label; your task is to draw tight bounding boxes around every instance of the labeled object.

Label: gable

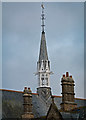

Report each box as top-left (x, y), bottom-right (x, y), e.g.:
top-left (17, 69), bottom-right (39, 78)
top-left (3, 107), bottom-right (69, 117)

top-left (46, 103), bottom-right (63, 120)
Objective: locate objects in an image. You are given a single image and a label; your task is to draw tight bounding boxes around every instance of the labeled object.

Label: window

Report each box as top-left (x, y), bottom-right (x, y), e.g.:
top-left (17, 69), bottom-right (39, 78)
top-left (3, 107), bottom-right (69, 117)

top-left (42, 74), bottom-right (44, 77)
top-left (42, 78), bottom-right (44, 85)
top-left (45, 78), bottom-right (48, 86)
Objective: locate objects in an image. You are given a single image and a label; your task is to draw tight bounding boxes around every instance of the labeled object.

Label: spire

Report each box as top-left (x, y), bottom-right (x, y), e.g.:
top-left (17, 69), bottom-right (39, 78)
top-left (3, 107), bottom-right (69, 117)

top-left (36, 3), bottom-right (53, 88)
top-left (39, 3), bottom-right (48, 61)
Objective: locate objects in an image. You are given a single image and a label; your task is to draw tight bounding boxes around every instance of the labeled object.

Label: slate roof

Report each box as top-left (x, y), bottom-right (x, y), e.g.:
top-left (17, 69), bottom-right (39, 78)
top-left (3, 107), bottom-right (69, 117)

top-left (0, 89), bottom-right (86, 119)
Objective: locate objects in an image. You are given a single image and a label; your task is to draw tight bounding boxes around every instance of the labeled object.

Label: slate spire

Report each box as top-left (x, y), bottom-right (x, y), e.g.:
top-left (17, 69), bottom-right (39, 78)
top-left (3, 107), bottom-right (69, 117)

top-left (39, 31), bottom-right (48, 61)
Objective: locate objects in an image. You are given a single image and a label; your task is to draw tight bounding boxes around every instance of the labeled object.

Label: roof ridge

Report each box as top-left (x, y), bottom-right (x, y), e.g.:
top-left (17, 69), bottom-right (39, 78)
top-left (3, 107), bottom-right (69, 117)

top-left (0, 89), bottom-right (86, 100)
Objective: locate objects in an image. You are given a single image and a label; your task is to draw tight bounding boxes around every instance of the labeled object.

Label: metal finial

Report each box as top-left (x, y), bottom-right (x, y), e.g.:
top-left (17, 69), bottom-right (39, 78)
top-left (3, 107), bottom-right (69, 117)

top-left (41, 3), bottom-right (45, 32)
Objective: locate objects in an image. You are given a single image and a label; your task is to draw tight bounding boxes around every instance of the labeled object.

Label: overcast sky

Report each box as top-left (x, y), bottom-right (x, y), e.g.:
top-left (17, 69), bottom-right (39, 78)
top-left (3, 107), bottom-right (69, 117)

top-left (2, 2), bottom-right (84, 98)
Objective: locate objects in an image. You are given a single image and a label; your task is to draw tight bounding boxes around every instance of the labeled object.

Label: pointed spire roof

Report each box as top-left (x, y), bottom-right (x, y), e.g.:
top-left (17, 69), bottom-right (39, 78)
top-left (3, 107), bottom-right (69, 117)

top-left (39, 31), bottom-right (48, 61)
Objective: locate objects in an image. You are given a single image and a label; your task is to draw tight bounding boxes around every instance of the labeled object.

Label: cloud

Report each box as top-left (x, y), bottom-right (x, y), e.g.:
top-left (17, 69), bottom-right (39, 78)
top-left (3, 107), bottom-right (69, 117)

top-left (2, 2), bottom-right (84, 98)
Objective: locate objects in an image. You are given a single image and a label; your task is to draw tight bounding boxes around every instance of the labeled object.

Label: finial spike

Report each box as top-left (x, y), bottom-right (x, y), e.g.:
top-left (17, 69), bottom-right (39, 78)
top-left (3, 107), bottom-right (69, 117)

top-left (41, 3), bottom-right (45, 32)
top-left (41, 3), bottom-right (44, 9)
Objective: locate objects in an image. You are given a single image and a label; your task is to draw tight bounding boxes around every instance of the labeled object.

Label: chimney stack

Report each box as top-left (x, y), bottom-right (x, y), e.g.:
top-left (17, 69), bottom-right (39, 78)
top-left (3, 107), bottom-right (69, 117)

top-left (22, 87), bottom-right (34, 119)
top-left (60, 72), bottom-right (77, 111)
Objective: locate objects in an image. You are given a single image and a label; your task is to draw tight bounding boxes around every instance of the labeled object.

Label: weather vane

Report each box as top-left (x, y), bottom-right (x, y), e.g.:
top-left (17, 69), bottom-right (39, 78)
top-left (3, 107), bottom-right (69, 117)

top-left (41, 3), bottom-right (45, 32)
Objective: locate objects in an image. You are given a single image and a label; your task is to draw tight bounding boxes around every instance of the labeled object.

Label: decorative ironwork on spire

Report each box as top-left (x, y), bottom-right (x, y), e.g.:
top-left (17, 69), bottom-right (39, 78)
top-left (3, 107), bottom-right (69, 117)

top-left (41, 3), bottom-right (45, 32)
top-left (38, 3), bottom-right (48, 62)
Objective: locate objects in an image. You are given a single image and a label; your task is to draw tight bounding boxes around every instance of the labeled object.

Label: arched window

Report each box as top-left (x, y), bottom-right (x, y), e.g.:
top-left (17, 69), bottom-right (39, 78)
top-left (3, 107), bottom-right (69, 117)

top-left (41, 78), bottom-right (44, 85)
top-left (45, 78), bottom-right (48, 86)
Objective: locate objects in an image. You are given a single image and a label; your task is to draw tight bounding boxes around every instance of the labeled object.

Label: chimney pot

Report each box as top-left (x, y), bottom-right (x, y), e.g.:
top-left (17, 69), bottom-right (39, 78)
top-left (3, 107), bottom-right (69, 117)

top-left (28, 88), bottom-right (32, 93)
top-left (24, 87), bottom-right (27, 90)
top-left (70, 75), bottom-right (72, 78)
top-left (66, 72), bottom-right (69, 77)
top-left (63, 74), bottom-right (65, 77)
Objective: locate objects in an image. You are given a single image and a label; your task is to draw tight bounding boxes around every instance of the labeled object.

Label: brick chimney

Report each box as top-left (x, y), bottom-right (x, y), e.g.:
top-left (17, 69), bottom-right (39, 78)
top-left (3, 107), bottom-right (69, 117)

top-left (60, 72), bottom-right (77, 111)
top-left (22, 87), bottom-right (34, 119)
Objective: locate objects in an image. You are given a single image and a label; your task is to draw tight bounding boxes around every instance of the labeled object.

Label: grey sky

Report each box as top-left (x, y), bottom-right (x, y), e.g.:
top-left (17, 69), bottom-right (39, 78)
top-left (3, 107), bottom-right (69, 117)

top-left (2, 2), bottom-right (84, 98)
